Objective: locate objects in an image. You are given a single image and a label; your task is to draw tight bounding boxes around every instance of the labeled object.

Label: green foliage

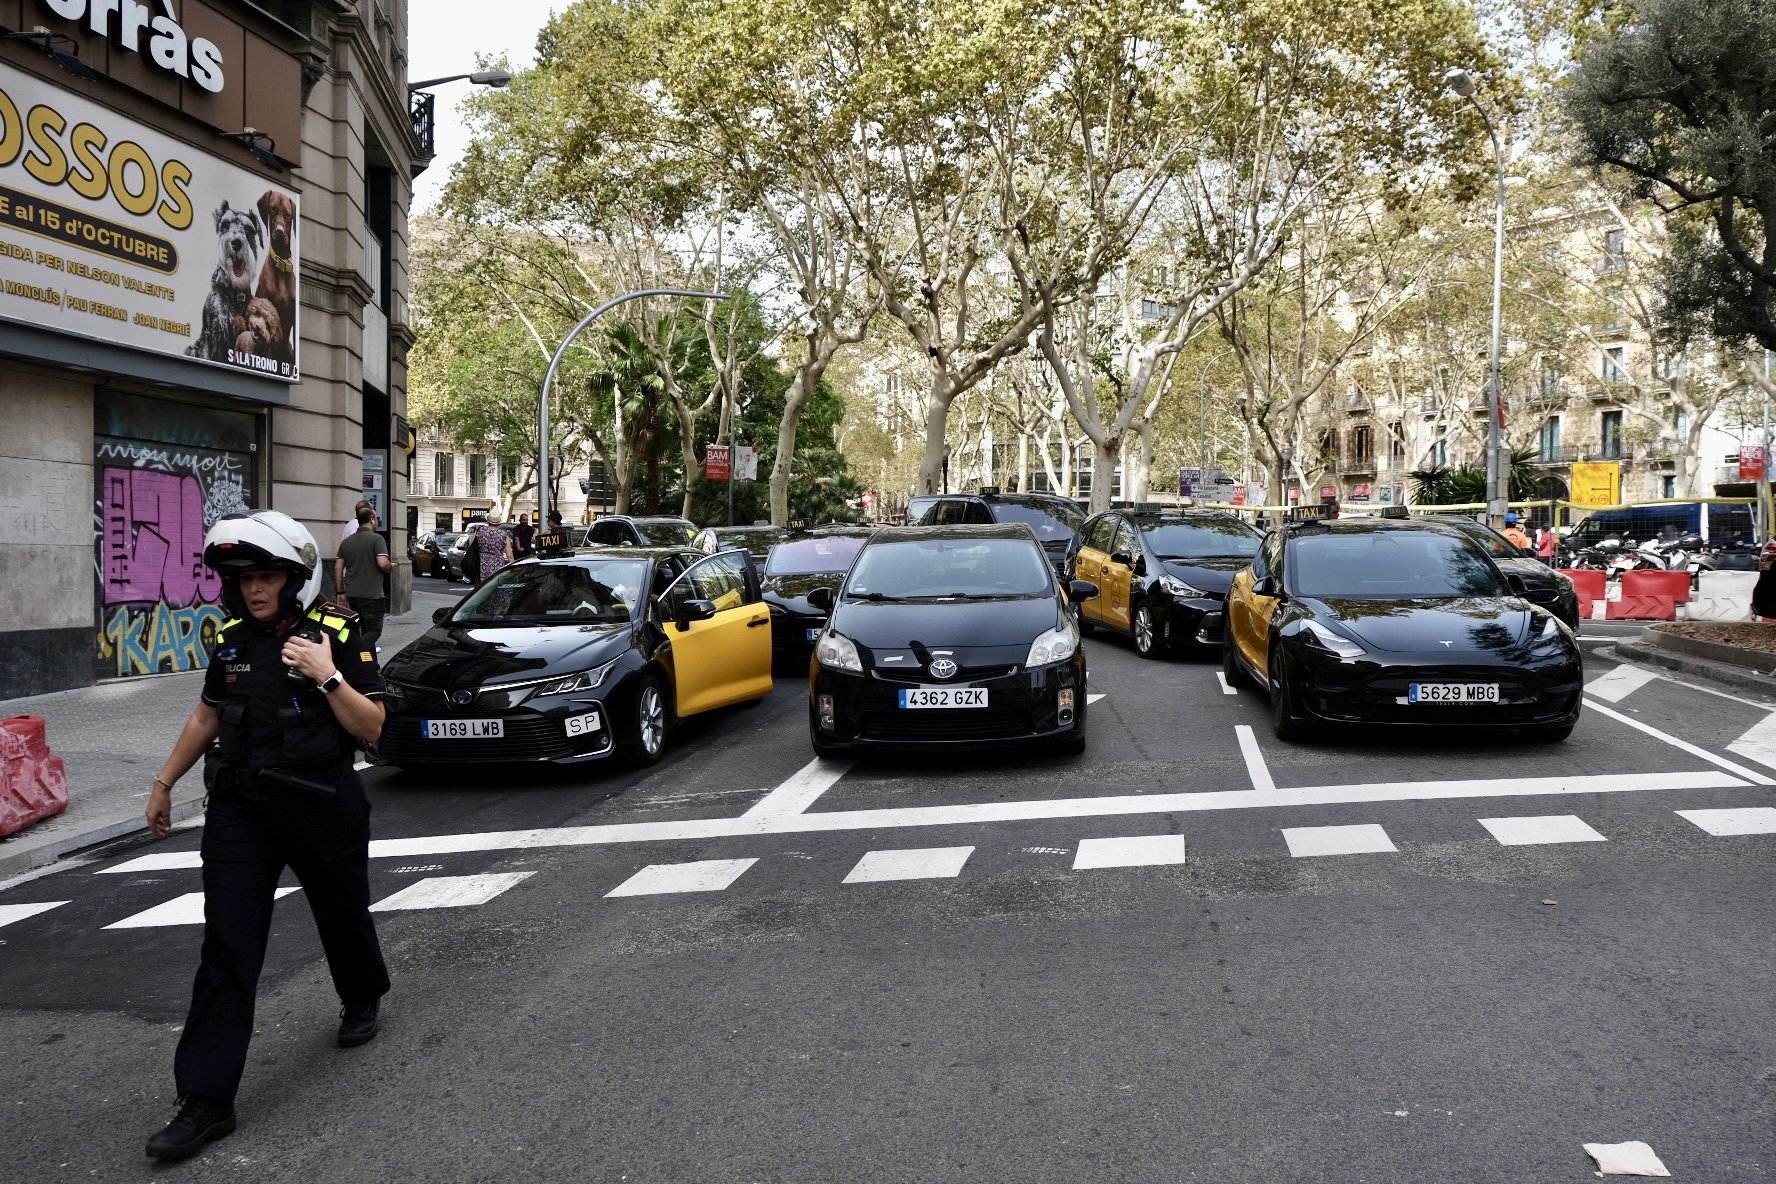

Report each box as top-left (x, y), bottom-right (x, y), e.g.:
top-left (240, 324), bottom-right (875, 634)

top-left (1409, 449), bottom-right (1543, 504)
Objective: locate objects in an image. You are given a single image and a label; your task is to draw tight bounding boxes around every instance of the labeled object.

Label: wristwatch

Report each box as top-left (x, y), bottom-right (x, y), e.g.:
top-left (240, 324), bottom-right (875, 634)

top-left (317, 671), bottom-right (345, 695)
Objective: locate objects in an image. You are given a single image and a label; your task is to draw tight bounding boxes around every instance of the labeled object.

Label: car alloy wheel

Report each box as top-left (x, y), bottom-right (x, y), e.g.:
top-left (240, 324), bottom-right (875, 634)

top-left (639, 685), bottom-right (665, 755)
top-left (1134, 605), bottom-right (1158, 658)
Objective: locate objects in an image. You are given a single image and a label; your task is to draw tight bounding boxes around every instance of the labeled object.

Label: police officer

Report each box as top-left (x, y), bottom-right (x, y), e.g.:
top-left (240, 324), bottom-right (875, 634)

top-left (142, 510), bottom-right (390, 1161)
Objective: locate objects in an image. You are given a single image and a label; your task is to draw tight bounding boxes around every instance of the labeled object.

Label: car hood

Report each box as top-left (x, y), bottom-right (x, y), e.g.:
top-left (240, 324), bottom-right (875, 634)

top-left (1494, 557), bottom-right (1563, 595)
top-left (832, 596), bottom-right (1060, 668)
top-left (1160, 556), bottom-right (1249, 593)
top-left (1309, 597), bottom-right (1534, 653)
top-left (762, 572), bottom-right (845, 613)
top-left (384, 622), bottom-right (633, 687)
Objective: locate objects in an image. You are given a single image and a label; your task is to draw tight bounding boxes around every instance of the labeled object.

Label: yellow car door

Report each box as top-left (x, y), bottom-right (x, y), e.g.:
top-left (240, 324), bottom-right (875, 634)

top-left (661, 551), bottom-right (774, 717)
top-left (1074, 516), bottom-right (1112, 625)
top-left (1098, 521), bottom-right (1136, 632)
top-left (1236, 530), bottom-right (1284, 678)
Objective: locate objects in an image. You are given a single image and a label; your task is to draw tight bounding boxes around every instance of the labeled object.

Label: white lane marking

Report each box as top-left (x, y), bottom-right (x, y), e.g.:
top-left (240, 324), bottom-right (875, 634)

top-left (1676, 807), bottom-right (1776, 836)
top-left (370, 872), bottom-right (535, 912)
top-left (0, 901), bottom-right (68, 930)
top-left (1582, 1140), bottom-right (1670, 1177)
top-left (95, 769), bottom-right (1748, 871)
top-left (1585, 664), bottom-right (1659, 703)
top-left (1073, 835), bottom-right (1186, 869)
top-left (1478, 814), bottom-right (1607, 846)
top-left (843, 846), bottom-right (973, 884)
top-left (1234, 725), bottom-right (1275, 792)
top-left (1215, 672), bottom-right (1237, 696)
top-left (1282, 824), bottom-right (1396, 858)
top-left (744, 757), bottom-right (851, 818)
top-left (1727, 711), bottom-right (1776, 771)
top-left (95, 852), bottom-right (203, 874)
top-left (1087, 693), bottom-right (1107, 705)
top-left (1584, 698), bottom-right (1776, 785)
top-left (605, 857), bottom-right (757, 898)
top-left (104, 887), bottom-right (298, 929)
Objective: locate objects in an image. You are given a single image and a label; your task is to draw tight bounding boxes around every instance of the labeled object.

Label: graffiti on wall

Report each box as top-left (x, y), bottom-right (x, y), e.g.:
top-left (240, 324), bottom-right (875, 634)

top-left (93, 440), bottom-right (252, 677)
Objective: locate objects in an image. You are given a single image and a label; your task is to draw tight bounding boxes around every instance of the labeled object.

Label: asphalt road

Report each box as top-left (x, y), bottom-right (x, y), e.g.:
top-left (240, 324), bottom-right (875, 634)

top-left (3, 587), bottom-right (1774, 1182)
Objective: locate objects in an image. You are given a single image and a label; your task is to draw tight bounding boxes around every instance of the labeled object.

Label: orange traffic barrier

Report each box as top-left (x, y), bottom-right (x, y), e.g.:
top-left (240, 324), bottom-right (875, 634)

top-left (1620, 569), bottom-right (1692, 606)
top-left (1606, 595), bottom-right (1676, 621)
top-left (0, 716), bottom-right (69, 838)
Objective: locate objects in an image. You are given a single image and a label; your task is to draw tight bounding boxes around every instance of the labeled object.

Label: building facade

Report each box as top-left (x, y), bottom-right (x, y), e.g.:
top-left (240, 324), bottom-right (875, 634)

top-left (0, 0), bottom-right (417, 695)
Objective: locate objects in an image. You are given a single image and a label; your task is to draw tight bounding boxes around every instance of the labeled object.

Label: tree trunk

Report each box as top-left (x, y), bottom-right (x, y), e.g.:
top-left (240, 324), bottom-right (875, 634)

top-left (675, 400), bottom-right (700, 519)
top-left (1128, 423), bottom-right (1154, 502)
top-left (916, 376), bottom-right (954, 495)
top-left (614, 453), bottom-right (635, 515)
top-left (771, 348), bottom-right (830, 526)
top-left (1089, 438), bottom-right (1121, 513)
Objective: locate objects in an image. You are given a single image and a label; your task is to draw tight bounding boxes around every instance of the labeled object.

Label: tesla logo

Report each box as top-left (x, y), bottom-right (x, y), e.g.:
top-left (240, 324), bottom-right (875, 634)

top-left (1439, 641), bottom-right (1453, 648)
top-left (928, 658), bottom-right (958, 679)
top-left (449, 689), bottom-right (475, 706)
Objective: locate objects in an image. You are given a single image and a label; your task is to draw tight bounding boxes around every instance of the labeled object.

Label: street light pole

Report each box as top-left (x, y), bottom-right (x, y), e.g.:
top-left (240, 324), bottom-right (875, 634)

top-left (1445, 68), bottom-right (1509, 527)
top-left (536, 289), bottom-right (726, 526)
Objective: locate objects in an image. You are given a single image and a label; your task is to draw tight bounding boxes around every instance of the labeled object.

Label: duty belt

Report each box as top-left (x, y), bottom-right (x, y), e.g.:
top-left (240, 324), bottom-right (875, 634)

top-left (213, 761), bottom-right (350, 798)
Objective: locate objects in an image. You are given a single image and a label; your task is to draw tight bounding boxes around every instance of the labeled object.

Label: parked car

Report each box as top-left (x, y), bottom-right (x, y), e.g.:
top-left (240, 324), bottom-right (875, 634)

top-left (1068, 508), bottom-right (1262, 656)
top-left (693, 525), bottom-right (797, 558)
top-left (912, 490), bottom-right (1086, 575)
top-left (584, 515), bottom-right (700, 548)
top-left (411, 531), bottom-right (459, 578)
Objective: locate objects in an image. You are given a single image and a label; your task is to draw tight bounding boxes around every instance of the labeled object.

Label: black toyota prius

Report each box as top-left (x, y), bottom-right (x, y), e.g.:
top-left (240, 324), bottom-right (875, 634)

top-left (807, 523), bottom-right (1095, 756)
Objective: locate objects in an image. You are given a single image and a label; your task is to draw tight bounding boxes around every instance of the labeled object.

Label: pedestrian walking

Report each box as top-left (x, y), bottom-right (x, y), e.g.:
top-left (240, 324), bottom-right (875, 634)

top-left (1501, 512), bottom-right (1532, 552)
top-left (335, 506), bottom-right (391, 650)
top-left (513, 512), bottom-right (535, 559)
top-left (339, 498), bottom-right (371, 549)
top-left (472, 508), bottom-right (513, 585)
top-left (1537, 526), bottom-right (1558, 562)
top-left (142, 510), bottom-right (390, 1162)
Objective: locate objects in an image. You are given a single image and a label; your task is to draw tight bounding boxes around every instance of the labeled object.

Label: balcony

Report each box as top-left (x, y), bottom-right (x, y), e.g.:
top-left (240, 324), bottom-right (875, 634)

top-left (1343, 454), bottom-right (1378, 475)
top-left (1345, 394), bottom-right (1372, 415)
top-left (1526, 385), bottom-right (1567, 409)
top-left (1529, 448), bottom-right (1580, 466)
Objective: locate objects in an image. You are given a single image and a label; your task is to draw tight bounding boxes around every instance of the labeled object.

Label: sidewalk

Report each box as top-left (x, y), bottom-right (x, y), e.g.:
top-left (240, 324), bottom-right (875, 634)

top-left (0, 590), bottom-right (458, 881)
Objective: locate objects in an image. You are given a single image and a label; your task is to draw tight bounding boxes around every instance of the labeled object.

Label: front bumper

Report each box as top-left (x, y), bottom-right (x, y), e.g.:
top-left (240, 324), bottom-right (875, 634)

top-left (379, 680), bottom-right (620, 765)
top-left (810, 657), bottom-right (1085, 749)
top-left (1159, 595), bottom-right (1227, 649)
top-left (769, 608), bottom-right (828, 652)
top-left (1283, 646), bottom-right (1583, 729)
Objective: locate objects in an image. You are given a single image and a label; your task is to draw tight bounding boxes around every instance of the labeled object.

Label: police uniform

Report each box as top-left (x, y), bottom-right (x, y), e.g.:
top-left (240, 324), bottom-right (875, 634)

top-left (173, 602), bottom-right (390, 1106)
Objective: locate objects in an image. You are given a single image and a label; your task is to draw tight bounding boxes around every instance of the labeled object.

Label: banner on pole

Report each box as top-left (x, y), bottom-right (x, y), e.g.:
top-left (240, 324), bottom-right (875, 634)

top-left (705, 444), bottom-right (730, 481)
top-left (734, 445), bottom-right (759, 481)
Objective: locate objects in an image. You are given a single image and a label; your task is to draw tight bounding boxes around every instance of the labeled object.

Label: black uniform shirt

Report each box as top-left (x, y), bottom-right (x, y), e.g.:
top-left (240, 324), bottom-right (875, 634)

top-left (201, 608), bottom-right (384, 772)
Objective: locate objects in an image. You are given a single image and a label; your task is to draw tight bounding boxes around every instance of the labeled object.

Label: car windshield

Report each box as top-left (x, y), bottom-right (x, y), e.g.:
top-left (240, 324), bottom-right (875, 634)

top-left (1140, 518), bottom-right (1262, 558)
top-left (434, 533), bottom-right (460, 547)
top-left (449, 560), bottom-right (648, 625)
top-left (845, 538), bottom-right (1053, 600)
top-left (1290, 531), bottom-right (1504, 599)
top-left (1437, 520), bottom-right (1517, 559)
top-left (767, 535), bottom-right (867, 575)
top-left (992, 501), bottom-right (1085, 542)
top-left (721, 529), bottom-right (795, 558)
top-left (635, 521), bottom-right (697, 546)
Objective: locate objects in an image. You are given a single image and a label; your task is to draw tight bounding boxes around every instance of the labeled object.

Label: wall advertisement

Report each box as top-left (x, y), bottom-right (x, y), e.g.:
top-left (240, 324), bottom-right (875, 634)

top-left (1570, 461), bottom-right (1621, 509)
top-left (0, 61), bottom-right (300, 381)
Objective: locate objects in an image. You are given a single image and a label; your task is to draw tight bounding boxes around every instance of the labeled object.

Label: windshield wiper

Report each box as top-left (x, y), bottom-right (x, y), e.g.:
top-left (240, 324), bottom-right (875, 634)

top-left (849, 591), bottom-right (911, 602)
top-left (947, 591), bottom-right (1032, 600)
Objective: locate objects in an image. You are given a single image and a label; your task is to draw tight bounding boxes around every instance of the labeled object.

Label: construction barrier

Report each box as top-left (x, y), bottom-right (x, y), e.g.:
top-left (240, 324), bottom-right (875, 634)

top-left (1607, 595), bottom-right (1676, 621)
top-left (1558, 569), bottom-right (1608, 619)
top-left (0, 716), bottom-right (68, 838)
top-left (1621, 569), bottom-right (1693, 606)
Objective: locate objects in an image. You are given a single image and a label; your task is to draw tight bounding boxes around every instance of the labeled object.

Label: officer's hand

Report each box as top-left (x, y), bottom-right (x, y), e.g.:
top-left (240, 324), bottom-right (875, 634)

top-left (282, 635), bottom-right (336, 682)
top-left (146, 784), bottom-right (172, 837)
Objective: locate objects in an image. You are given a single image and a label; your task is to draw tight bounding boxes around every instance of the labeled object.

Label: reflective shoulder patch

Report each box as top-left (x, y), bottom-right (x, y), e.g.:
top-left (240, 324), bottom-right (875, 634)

top-left (360, 650), bottom-right (375, 662)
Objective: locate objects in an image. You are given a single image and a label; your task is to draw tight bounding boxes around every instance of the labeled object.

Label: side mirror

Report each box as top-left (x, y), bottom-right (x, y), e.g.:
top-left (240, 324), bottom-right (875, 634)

top-left (675, 598), bottom-right (718, 631)
top-left (806, 586), bottom-right (835, 613)
top-left (1253, 575), bottom-right (1281, 599)
top-left (1110, 549), bottom-right (1134, 568)
top-left (1068, 579), bottom-right (1100, 603)
top-left (1505, 574), bottom-right (1528, 595)
top-left (432, 606), bottom-right (452, 625)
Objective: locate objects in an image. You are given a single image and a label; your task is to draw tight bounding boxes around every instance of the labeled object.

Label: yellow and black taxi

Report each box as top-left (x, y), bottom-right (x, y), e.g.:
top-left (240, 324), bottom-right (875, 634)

top-left (1222, 513), bottom-right (1583, 741)
top-left (807, 523), bottom-right (1095, 756)
top-left (378, 544), bottom-right (773, 768)
top-left (760, 525), bottom-right (873, 658)
top-left (1068, 506), bottom-right (1263, 657)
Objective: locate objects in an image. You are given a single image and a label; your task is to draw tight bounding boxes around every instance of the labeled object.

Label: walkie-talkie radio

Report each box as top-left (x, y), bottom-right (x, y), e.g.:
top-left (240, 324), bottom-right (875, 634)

top-left (286, 620), bottom-right (325, 683)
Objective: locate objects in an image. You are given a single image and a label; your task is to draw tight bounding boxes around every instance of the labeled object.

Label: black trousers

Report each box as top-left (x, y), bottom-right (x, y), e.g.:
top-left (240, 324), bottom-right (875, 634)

top-left (352, 597), bottom-right (387, 650)
top-left (174, 774), bottom-right (389, 1104)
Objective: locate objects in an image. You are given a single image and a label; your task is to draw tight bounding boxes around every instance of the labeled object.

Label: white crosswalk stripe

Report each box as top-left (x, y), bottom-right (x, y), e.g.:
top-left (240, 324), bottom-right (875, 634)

top-left (1072, 835), bottom-right (1186, 870)
top-left (1676, 807), bottom-right (1776, 836)
top-left (104, 887), bottom-right (299, 930)
top-left (1479, 815), bottom-right (1607, 846)
top-left (0, 901), bottom-right (67, 930)
top-left (1726, 711), bottom-right (1776, 771)
top-left (605, 858), bottom-right (757, 898)
top-left (843, 847), bottom-right (974, 884)
top-left (370, 872), bottom-right (535, 912)
top-left (1281, 824), bottom-right (1396, 858)
top-left (1584, 664), bottom-right (1660, 703)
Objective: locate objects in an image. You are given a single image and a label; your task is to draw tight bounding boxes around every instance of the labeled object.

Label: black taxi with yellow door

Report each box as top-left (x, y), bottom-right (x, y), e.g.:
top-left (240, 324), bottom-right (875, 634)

top-left (1222, 508), bottom-right (1583, 741)
top-left (379, 538), bottom-right (774, 768)
top-left (1067, 506), bottom-right (1262, 657)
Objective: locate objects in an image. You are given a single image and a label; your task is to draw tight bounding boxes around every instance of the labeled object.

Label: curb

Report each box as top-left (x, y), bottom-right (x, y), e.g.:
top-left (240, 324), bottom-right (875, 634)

top-left (0, 788), bottom-right (204, 883)
top-left (1646, 628), bottom-right (1776, 674)
top-left (1612, 642), bottom-right (1776, 703)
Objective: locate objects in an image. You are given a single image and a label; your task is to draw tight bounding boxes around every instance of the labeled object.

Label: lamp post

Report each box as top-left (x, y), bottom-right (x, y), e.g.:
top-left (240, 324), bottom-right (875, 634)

top-left (408, 69), bottom-right (515, 90)
top-left (536, 289), bottom-right (727, 526)
top-left (407, 69), bottom-right (513, 157)
top-left (1445, 67), bottom-right (1508, 527)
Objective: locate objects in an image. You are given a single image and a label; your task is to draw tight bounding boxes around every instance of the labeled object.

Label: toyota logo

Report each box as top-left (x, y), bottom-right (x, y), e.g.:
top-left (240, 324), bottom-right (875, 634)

top-left (449, 689), bottom-right (476, 707)
top-left (928, 658), bottom-right (958, 680)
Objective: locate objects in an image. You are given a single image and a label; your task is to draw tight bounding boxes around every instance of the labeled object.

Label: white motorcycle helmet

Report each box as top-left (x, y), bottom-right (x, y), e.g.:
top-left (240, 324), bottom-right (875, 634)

top-left (203, 510), bottom-right (323, 619)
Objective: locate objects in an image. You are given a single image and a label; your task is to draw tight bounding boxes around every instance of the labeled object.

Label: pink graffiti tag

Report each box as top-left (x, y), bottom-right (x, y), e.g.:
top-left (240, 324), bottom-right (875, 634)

top-left (101, 468), bottom-right (221, 607)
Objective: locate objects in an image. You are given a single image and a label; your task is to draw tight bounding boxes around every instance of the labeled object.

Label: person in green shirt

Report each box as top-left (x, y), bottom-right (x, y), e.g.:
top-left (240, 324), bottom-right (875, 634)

top-left (335, 507), bottom-right (391, 649)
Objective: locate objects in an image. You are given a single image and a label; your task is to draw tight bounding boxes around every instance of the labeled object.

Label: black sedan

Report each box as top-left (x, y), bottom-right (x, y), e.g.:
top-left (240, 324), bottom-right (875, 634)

top-left (807, 523), bottom-right (1094, 756)
top-left (1069, 509), bottom-right (1262, 657)
top-left (760, 527), bottom-right (872, 659)
top-left (1430, 514), bottom-right (1581, 628)
top-left (693, 525), bottom-right (798, 558)
top-left (1223, 517), bottom-right (1583, 741)
top-left (378, 546), bottom-right (775, 768)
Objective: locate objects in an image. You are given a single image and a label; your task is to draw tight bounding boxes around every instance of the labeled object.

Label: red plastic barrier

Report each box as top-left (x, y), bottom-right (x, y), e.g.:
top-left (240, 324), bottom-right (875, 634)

top-left (0, 716), bottom-right (69, 838)
top-left (1620, 568), bottom-right (1692, 606)
top-left (1557, 568), bottom-right (1608, 618)
top-left (1606, 595), bottom-right (1677, 621)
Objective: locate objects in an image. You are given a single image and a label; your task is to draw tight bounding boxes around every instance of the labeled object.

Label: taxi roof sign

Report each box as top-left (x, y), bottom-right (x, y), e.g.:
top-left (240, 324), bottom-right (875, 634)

top-left (1379, 505), bottom-right (1410, 519)
top-left (1287, 501), bottom-right (1337, 522)
top-left (533, 528), bottom-right (572, 553)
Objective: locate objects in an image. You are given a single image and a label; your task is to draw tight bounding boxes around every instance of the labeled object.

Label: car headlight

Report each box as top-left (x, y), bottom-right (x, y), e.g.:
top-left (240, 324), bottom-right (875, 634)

top-left (535, 657), bottom-right (621, 697)
top-left (1026, 618), bottom-right (1079, 667)
top-left (1301, 620), bottom-right (1365, 659)
top-left (1160, 574), bottom-right (1206, 598)
top-left (1533, 613), bottom-right (1574, 647)
top-left (383, 681), bottom-right (408, 702)
top-left (816, 631), bottom-right (863, 673)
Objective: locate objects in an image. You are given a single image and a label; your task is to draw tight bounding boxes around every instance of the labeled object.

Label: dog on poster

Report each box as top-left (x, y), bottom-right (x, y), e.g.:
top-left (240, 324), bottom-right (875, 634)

top-left (186, 201), bottom-right (262, 362)
top-left (254, 191), bottom-right (297, 359)
top-left (233, 297), bottom-right (290, 366)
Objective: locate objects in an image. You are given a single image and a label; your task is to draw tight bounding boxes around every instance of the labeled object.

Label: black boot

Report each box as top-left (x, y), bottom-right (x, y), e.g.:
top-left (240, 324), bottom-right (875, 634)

top-left (145, 1095), bottom-right (236, 1161)
top-left (337, 999), bottom-right (380, 1048)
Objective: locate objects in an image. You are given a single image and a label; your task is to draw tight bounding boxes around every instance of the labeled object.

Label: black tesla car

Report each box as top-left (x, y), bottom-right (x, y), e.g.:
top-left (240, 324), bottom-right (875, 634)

top-left (1069, 508), bottom-right (1262, 657)
top-left (760, 526), bottom-right (872, 659)
top-left (378, 546), bottom-right (776, 768)
top-left (807, 523), bottom-right (1095, 756)
top-left (693, 525), bottom-right (798, 558)
top-left (913, 491), bottom-right (1086, 576)
top-left (1223, 517), bottom-right (1583, 741)
top-left (1430, 515), bottom-right (1581, 629)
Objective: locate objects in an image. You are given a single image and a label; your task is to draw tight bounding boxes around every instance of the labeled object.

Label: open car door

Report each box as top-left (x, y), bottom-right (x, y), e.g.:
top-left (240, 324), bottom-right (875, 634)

top-left (660, 550), bottom-right (773, 716)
